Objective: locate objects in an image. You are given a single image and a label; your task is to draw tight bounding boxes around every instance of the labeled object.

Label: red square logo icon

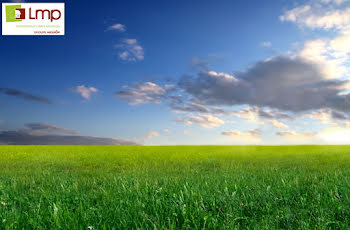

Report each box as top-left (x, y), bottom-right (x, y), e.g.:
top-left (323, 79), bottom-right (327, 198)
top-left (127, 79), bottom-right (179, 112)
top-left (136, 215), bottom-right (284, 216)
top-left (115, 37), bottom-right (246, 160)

top-left (15, 8), bottom-right (25, 20)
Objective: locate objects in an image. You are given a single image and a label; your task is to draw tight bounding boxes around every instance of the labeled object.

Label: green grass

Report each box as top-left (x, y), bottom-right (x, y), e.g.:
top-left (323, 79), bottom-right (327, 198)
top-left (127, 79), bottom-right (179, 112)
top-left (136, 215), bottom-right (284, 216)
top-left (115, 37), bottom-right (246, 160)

top-left (1, 145), bottom-right (350, 229)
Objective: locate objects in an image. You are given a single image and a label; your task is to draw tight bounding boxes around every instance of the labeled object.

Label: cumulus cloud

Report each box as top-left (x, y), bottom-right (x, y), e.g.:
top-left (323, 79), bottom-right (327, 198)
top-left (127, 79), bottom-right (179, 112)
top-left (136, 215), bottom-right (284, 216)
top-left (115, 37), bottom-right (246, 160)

top-left (0, 88), bottom-right (51, 104)
top-left (261, 41), bottom-right (272, 47)
top-left (280, 3), bottom-right (350, 30)
top-left (303, 108), bottom-right (350, 127)
top-left (269, 120), bottom-right (289, 129)
top-left (171, 102), bottom-right (211, 114)
top-left (304, 109), bottom-right (335, 124)
top-left (117, 53), bottom-right (350, 125)
top-left (231, 107), bottom-right (262, 123)
top-left (116, 82), bottom-right (175, 105)
top-left (231, 106), bottom-right (350, 129)
top-left (321, 0), bottom-right (349, 5)
top-left (170, 101), bottom-right (230, 116)
top-left (74, 85), bottom-right (98, 100)
top-left (143, 131), bottom-right (159, 139)
top-left (276, 131), bottom-right (316, 138)
top-left (331, 110), bottom-right (350, 120)
top-left (175, 114), bottom-right (225, 128)
top-left (116, 39), bottom-right (144, 62)
top-left (21, 123), bottom-right (79, 135)
top-left (230, 107), bottom-right (292, 129)
top-left (117, 56), bottom-right (350, 135)
top-left (107, 23), bottom-right (126, 32)
top-left (175, 117), bottom-right (193, 126)
top-left (0, 123), bottom-right (139, 145)
top-left (298, 38), bottom-right (349, 80)
top-left (221, 129), bottom-right (261, 141)
top-left (281, 0), bottom-right (350, 80)
top-left (258, 109), bottom-right (294, 121)
top-left (275, 130), bottom-right (318, 145)
top-left (179, 57), bottom-right (350, 112)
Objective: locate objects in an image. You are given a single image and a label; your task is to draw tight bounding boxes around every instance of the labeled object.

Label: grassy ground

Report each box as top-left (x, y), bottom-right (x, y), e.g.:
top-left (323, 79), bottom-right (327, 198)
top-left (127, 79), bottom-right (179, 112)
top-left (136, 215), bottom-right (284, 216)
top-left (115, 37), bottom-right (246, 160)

top-left (1, 146), bottom-right (350, 229)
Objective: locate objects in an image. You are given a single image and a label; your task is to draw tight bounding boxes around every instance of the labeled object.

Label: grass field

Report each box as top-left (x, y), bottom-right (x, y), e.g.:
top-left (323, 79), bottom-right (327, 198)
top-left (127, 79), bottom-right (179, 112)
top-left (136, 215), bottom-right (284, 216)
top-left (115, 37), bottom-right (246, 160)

top-left (1, 146), bottom-right (350, 229)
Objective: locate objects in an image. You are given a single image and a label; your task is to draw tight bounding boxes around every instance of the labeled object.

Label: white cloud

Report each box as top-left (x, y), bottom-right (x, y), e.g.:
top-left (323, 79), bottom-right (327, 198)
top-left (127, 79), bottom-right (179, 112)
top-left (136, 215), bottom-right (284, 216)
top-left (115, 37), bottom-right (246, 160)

top-left (116, 39), bottom-right (144, 62)
top-left (303, 109), bottom-right (350, 127)
top-left (298, 38), bottom-right (349, 79)
top-left (261, 41), bottom-right (272, 47)
top-left (108, 23), bottom-right (126, 32)
top-left (175, 117), bottom-right (193, 126)
top-left (231, 107), bottom-right (262, 124)
top-left (207, 71), bottom-right (238, 82)
top-left (175, 114), bottom-right (225, 128)
top-left (116, 82), bottom-right (174, 105)
top-left (281, 0), bottom-right (350, 81)
top-left (230, 107), bottom-right (292, 129)
top-left (143, 131), bottom-right (159, 139)
top-left (269, 120), bottom-right (289, 129)
top-left (170, 101), bottom-right (231, 116)
top-left (179, 57), bottom-right (350, 112)
top-left (321, 0), bottom-right (349, 5)
top-left (276, 131), bottom-right (316, 138)
top-left (74, 85), bottom-right (98, 100)
top-left (330, 31), bottom-right (350, 58)
top-left (303, 109), bottom-right (333, 124)
top-left (221, 129), bottom-right (261, 142)
top-left (280, 4), bottom-right (350, 30)
top-left (280, 5), bottom-right (311, 24)
top-left (275, 130), bottom-right (319, 144)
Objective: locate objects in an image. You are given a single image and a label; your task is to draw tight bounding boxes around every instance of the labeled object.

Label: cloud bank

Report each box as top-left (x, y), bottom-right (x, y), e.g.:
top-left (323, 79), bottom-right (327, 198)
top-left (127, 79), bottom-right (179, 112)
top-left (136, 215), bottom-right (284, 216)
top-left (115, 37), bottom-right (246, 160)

top-left (0, 123), bottom-right (139, 145)
top-left (175, 114), bottom-right (225, 128)
top-left (21, 123), bottom-right (79, 135)
top-left (116, 82), bottom-right (174, 105)
top-left (0, 88), bottom-right (51, 104)
top-left (179, 57), bottom-right (350, 112)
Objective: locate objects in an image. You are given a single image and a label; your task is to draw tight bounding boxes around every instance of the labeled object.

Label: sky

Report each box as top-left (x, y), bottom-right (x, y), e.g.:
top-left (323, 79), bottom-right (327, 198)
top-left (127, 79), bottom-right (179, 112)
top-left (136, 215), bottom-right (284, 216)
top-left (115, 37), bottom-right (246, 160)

top-left (1, 0), bottom-right (350, 145)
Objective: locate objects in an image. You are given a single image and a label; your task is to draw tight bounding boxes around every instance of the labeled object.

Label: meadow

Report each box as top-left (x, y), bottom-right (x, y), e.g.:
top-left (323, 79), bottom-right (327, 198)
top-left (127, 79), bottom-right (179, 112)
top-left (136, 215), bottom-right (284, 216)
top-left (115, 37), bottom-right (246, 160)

top-left (1, 145), bottom-right (350, 229)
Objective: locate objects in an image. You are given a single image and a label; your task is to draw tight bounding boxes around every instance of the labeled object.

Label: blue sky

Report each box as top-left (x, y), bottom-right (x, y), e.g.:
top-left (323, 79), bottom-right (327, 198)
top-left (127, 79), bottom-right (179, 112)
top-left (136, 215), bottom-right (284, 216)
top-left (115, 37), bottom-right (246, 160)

top-left (1, 0), bottom-right (350, 145)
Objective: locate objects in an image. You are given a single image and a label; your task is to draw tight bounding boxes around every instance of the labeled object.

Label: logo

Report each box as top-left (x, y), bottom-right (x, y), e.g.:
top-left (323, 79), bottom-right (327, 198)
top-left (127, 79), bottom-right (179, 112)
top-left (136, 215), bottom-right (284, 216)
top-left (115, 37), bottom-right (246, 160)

top-left (15, 8), bottom-right (25, 20)
top-left (2, 3), bottom-right (65, 35)
top-left (6, 4), bottom-right (22, 22)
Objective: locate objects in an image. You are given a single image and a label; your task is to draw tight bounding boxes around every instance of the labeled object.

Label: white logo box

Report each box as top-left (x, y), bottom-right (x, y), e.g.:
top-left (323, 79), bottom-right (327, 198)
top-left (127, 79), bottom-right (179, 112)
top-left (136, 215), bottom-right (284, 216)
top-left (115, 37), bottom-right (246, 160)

top-left (2, 3), bottom-right (65, 36)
